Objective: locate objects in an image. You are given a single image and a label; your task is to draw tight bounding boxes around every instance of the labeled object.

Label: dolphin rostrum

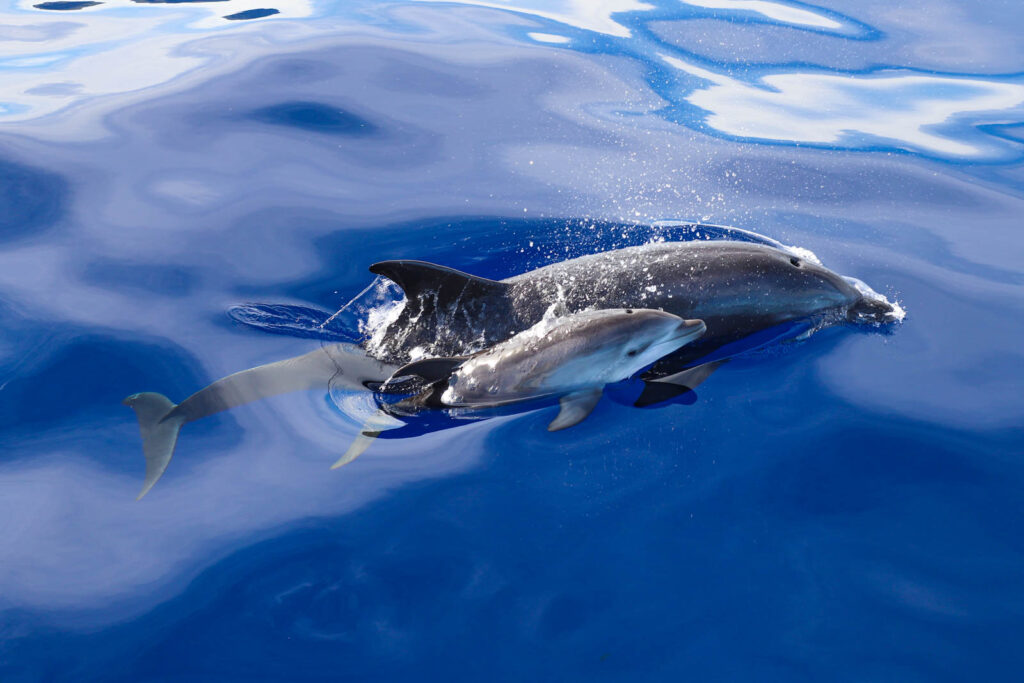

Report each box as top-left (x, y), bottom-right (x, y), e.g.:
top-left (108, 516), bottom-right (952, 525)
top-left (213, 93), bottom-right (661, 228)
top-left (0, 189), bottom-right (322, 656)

top-left (331, 308), bottom-right (707, 468)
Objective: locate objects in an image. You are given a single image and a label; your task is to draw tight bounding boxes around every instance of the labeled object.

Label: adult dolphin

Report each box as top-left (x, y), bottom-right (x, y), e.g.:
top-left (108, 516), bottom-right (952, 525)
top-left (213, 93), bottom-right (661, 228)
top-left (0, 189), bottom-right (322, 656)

top-left (366, 240), bottom-right (896, 368)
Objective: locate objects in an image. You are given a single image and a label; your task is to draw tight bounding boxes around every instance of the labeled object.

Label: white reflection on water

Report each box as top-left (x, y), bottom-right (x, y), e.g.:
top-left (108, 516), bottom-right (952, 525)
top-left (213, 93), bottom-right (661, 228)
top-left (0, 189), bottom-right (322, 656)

top-left (527, 31), bottom-right (572, 44)
top-left (680, 0), bottom-right (842, 30)
top-left (411, 0), bottom-right (653, 37)
top-left (4, 0), bottom-right (1024, 163)
top-left (0, 0), bottom-right (315, 122)
top-left (0, 393), bottom-right (505, 620)
top-left (664, 54), bottom-right (1024, 160)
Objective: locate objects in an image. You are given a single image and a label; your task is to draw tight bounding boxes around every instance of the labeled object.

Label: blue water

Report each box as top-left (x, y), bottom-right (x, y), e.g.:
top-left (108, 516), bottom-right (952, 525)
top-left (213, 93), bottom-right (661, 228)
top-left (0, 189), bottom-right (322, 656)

top-left (2, 1), bottom-right (1023, 680)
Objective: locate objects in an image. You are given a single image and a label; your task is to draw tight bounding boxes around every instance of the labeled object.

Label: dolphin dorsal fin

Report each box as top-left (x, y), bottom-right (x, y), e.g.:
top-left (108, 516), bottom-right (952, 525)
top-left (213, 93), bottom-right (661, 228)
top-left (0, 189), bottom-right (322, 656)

top-left (369, 260), bottom-right (508, 304)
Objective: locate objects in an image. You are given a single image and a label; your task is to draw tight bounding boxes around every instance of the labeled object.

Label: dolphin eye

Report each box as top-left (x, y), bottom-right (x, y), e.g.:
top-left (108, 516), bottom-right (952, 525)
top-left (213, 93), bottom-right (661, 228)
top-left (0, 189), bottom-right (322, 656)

top-left (626, 349), bottom-right (639, 357)
top-left (625, 309), bottom-right (633, 314)
top-left (790, 257), bottom-right (801, 267)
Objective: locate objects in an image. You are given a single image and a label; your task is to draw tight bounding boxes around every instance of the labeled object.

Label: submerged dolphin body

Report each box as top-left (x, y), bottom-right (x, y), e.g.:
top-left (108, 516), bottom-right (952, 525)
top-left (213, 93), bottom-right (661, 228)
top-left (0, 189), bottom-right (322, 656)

top-left (331, 308), bottom-right (707, 467)
top-left (123, 344), bottom-right (397, 499)
top-left (125, 237), bottom-right (899, 497)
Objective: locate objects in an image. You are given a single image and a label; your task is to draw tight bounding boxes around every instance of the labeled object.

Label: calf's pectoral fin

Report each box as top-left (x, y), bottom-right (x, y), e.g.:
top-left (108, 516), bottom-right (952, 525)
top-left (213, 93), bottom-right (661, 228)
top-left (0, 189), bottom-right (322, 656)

top-left (548, 388), bottom-right (603, 431)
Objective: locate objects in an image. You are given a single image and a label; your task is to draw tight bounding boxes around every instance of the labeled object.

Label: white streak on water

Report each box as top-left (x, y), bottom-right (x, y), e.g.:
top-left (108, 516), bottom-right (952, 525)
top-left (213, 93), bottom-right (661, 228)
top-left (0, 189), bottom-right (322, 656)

top-left (0, 398), bottom-right (503, 622)
top-left (681, 0), bottom-right (842, 30)
top-left (662, 54), bottom-right (1024, 159)
top-left (411, 0), bottom-right (654, 37)
top-left (527, 31), bottom-right (571, 44)
top-left (0, 0), bottom-right (315, 123)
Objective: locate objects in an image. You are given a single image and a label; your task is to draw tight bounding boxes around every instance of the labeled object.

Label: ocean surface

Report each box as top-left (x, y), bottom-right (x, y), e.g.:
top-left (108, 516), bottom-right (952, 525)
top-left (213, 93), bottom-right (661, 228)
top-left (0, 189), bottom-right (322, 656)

top-left (2, 1), bottom-right (1023, 680)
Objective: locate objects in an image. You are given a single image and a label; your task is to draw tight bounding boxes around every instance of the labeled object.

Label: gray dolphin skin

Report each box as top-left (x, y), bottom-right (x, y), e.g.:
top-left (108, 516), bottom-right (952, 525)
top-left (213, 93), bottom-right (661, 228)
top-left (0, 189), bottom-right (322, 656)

top-left (124, 237), bottom-right (898, 498)
top-left (330, 308), bottom-right (707, 468)
top-left (398, 308), bottom-right (704, 411)
top-left (366, 240), bottom-right (896, 367)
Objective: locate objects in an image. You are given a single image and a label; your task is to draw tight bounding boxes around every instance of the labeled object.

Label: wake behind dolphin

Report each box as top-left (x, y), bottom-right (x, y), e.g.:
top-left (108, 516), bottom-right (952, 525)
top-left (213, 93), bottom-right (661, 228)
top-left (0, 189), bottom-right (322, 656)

top-left (124, 226), bottom-right (903, 498)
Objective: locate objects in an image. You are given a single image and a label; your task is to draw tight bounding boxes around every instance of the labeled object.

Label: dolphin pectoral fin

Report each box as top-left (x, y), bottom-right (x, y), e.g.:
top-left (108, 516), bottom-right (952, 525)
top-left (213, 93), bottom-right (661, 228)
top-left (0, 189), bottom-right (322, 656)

top-left (548, 389), bottom-right (603, 432)
top-left (123, 392), bottom-right (186, 500)
top-left (331, 411), bottom-right (406, 469)
top-left (634, 361), bottom-right (724, 408)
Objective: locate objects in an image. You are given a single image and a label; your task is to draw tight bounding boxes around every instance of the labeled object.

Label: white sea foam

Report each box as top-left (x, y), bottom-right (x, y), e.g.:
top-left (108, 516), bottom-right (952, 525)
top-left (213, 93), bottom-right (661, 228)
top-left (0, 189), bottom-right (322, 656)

top-left (843, 275), bottom-right (906, 323)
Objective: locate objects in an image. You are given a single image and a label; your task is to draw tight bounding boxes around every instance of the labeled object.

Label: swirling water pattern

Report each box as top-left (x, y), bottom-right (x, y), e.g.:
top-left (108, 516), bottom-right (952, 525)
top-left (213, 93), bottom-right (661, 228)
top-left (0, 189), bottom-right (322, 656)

top-left (1, 1), bottom-right (1022, 680)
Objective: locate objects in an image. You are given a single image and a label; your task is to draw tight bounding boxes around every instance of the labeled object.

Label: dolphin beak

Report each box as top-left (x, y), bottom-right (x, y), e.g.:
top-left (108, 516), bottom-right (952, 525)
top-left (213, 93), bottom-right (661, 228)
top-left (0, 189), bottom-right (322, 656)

top-left (672, 318), bottom-right (707, 344)
top-left (847, 297), bottom-right (895, 323)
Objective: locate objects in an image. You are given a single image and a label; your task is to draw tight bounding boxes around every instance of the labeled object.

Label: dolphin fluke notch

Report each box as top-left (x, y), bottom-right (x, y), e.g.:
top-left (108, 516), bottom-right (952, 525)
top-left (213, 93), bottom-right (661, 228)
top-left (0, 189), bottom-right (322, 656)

top-left (123, 392), bottom-right (186, 500)
top-left (369, 260), bottom-right (508, 304)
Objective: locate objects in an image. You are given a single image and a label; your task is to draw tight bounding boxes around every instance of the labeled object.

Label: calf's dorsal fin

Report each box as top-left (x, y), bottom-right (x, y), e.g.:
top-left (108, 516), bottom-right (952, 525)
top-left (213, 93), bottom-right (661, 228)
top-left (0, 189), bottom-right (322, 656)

top-left (369, 260), bottom-right (508, 304)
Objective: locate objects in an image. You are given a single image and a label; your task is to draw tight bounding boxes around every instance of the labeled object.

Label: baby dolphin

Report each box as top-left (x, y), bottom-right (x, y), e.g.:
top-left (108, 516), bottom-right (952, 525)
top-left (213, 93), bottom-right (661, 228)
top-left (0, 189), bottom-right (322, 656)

top-left (332, 309), bottom-right (706, 467)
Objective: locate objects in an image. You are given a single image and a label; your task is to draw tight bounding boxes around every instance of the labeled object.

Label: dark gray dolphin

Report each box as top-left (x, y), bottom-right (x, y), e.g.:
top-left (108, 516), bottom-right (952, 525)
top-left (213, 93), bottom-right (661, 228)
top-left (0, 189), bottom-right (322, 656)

top-left (367, 240), bottom-right (896, 366)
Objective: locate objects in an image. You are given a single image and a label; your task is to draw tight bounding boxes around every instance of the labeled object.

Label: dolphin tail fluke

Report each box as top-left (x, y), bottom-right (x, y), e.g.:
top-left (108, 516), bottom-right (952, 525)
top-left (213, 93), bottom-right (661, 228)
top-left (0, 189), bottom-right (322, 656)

top-left (123, 392), bottom-right (186, 500)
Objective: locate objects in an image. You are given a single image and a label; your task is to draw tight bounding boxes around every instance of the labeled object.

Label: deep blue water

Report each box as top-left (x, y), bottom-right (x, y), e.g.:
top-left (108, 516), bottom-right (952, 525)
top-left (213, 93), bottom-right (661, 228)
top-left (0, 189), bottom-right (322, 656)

top-left (2, 1), bottom-right (1024, 680)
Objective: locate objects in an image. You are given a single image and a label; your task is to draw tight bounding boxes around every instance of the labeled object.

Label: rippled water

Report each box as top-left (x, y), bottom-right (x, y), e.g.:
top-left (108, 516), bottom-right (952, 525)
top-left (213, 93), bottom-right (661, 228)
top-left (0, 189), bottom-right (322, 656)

top-left (2, 1), bottom-right (1023, 680)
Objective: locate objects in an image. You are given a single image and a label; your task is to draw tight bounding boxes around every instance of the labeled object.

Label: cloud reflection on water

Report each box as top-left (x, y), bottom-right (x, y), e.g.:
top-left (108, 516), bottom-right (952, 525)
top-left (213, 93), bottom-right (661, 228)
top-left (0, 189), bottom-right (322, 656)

top-left (2, 0), bottom-right (1022, 162)
top-left (664, 54), bottom-right (1024, 160)
top-left (680, 0), bottom-right (842, 30)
